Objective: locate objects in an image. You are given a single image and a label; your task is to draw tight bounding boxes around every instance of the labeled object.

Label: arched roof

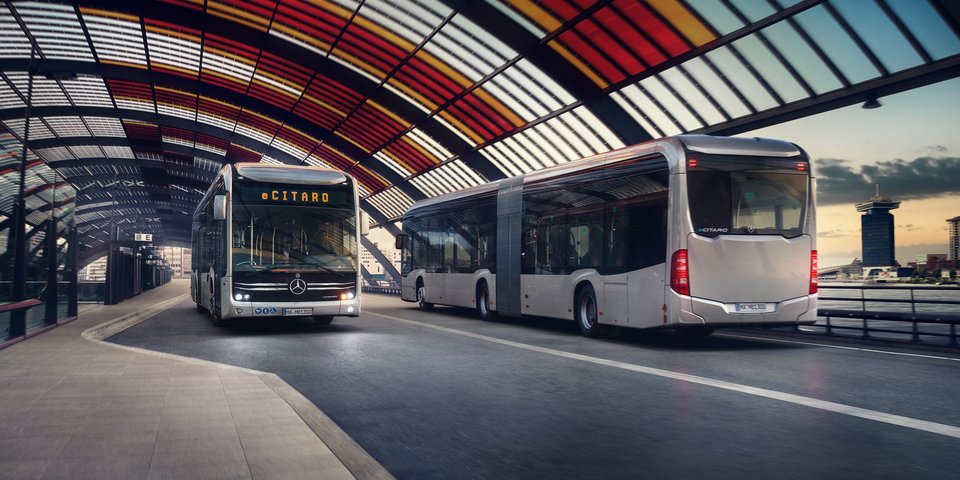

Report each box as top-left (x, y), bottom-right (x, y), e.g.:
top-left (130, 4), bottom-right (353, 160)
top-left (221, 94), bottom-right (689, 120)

top-left (1, 0), bottom-right (958, 252)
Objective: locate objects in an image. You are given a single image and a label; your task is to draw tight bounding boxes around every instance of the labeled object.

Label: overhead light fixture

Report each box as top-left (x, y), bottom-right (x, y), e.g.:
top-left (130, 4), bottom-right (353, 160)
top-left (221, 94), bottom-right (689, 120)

top-left (862, 92), bottom-right (881, 109)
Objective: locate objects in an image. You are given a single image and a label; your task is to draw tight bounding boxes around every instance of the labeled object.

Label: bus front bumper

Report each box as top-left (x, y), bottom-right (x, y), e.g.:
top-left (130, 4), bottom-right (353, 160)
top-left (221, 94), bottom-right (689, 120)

top-left (221, 297), bottom-right (362, 319)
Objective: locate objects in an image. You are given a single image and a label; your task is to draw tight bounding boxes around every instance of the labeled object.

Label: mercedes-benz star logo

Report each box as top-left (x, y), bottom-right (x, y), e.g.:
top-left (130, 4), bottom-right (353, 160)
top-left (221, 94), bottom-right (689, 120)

top-left (289, 278), bottom-right (307, 295)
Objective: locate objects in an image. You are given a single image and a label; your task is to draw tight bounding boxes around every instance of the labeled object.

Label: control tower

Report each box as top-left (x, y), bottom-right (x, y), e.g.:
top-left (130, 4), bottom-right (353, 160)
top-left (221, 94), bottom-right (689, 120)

top-left (855, 186), bottom-right (901, 267)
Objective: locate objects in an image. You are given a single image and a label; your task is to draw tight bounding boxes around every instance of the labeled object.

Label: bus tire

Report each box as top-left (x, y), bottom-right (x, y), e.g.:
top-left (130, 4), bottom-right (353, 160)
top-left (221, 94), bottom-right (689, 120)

top-left (575, 284), bottom-right (606, 338)
top-left (196, 302), bottom-right (205, 313)
top-left (314, 316), bottom-right (334, 325)
top-left (476, 281), bottom-right (497, 322)
top-left (417, 279), bottom-right (433, 311)
top-left (211, 308), bottom-right (227, 327)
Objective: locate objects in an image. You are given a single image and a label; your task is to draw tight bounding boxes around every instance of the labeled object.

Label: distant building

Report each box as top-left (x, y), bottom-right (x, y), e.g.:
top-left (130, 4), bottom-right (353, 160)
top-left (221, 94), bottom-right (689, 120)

top-left (79, 257), bottom-right (107, 281)
top-left (360, 241), bottom-right (401, 283)
top-left (855, 186), bottom-right (900, 267)
top-left (157, 246), bottom-right (191, 276)
top-left (948, 216), bottom-right (960, 261)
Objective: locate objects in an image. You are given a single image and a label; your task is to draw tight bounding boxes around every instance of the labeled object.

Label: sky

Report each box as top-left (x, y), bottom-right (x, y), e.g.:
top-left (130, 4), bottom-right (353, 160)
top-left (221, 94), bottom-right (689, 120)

top-left (746, 77), bottom-right (960, 268)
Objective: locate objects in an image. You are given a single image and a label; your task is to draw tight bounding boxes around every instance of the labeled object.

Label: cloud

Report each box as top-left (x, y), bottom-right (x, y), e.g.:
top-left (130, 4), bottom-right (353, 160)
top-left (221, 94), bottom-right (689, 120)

top-left (817, 229), bottom-right (850, 239)
top-left (814, 156), bottom-right (960, 206)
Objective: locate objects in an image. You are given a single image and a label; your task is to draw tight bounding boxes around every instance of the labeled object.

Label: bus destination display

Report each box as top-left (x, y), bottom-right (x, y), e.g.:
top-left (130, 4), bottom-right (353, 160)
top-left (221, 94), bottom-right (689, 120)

top-left (239, 185), bottom-right (350, 206)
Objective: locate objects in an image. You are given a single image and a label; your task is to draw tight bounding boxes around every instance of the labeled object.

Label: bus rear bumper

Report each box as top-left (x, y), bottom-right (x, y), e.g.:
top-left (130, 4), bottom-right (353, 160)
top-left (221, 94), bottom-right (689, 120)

top-left (675, 294), bottom-right (817, 326)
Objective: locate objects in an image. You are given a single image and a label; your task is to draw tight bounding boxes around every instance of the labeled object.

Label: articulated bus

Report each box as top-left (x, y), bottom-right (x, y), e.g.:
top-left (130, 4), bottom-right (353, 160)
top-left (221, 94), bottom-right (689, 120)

top-left (191, 163), bottom-right (367, 326)
top-left (395, 135), bottom-right (818, 337)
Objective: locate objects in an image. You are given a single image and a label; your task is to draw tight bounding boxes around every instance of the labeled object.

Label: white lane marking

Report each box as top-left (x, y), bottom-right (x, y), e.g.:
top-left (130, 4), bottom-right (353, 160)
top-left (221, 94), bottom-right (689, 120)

top-left (715, 333), bottom-right (960, 362)
top-left (368, 311), bottom-right (960, 440)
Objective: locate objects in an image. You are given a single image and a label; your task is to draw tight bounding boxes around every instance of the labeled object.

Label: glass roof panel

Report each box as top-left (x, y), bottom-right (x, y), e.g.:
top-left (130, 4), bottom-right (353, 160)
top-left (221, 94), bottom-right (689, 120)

top-left (794, 5), bottom-right (878, 84)
top-left (201, 35), bottom-right (257, 92)
top-left (685, 0), bottom-right (743, 36)
top-left (731, 35), bottom-right (806, 103)
top-left (68, 145), bottom-right (105, 159)
top-left (145, 21), bottom-right (202, 78)
top-left (638, 76), bottom-right (699, 132)
top-left (762, 22), bottom-right (842, 95)
top-left (270, 0), bottom-right (354, 56)
top-left (658, 67), bottom-right (725, 126)
top-left (485, 0), bottom-right (545, 38)
top-left (62, 75), bottom-right (114, 107)
top-left (887, 0), bottom-right (960, 61)
top-left (0, 4), bottom-right (32, 58)
top-left (101, 146), bottom-right (136, 159)
top-left (831, 0), bottom-right (923, 73)
top-left (35, 146), bottom-right (75, 163)
top-left (81, 9), bottom-right (148, 68)
top-left (15, 2), bottom-right (95, 61)
top-left (705, 46), bottom-right (777, 111)
top-left (364, 186), bottom-right (413, 221)
top-left (373, 151), bottom-right (413, 177)
top-left (0, 78), bottom-right (25, 108)
top-left (409, 159), bottom-right (484, 197)
top-left (406, 128), bottom-right (452, 164)
top-left (2, 118), bottom-right (56, 140)
top-left (727, 0), bottom-right (776, 23)
top-left (4, 72), bottom-right (70, 106)
top-left (44, 116), bottom-right (91, 137)
top-left (84, 117), bottom-right (126, 137)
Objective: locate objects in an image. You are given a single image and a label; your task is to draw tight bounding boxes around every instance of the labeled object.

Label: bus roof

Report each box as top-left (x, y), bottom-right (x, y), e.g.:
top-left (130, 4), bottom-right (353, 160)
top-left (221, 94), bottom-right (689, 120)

top-left (404, 135), bottom-right (803, 217)
top-left (234, 164), bottom-right (349, 186)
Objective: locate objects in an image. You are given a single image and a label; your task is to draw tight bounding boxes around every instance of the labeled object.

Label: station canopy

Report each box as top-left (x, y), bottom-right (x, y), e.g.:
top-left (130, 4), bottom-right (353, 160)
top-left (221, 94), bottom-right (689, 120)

top-left (1, 0), bottom-right (958, 253)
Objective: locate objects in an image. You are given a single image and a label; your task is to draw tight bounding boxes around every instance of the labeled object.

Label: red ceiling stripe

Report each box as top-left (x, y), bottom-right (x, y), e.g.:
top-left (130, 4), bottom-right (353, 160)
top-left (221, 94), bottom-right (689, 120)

top-left (107, 79), bottom-right (153, 100)
top-left (348, 167), bottom-right (387, 194)
top-left (443, 102), bottom-right (496, 141)
top-left (575, 16), bottom-right (643, 75)
top-left (312, 145), bottom-right (356, 171)
top-left (225, 143), bottom-right (262, 163)
top-left (384, 140), bottom-right (433, 172)
top-left (204, 33), bottom-right (260, 60)
top-left (237, 110), bottom-right (281, 135)
top-left (275, 125), bottom-right (317, 152)
top-left (304, 75), bottom-right (363, 112)
top-left (617, 1), bottom-right (688, 57)
top-left (196, 133), bottom-right (230, 150)
top-left (198, 97), bottom-right (241, 122)
top-left (273, 1), bottom-right (348, 45)
top-left (537, 0), bottom-right (582, 22)
top-left (144, 18), bottom-right (202, 38)
top-left (159, 0), bottom-right (204, 12)
top-left (255, 51), bottom-right (312, 86)
top-left (161, 126), bottom-right (195, 140)
top-left (247, 83), bottom-right (298, 110)
top-left (557, 29), bottom-right (623, 84)
top-left (598, 6), bottom-right (664, 67)
top-left (201, 74), bottom-right (249, 94)
top-left (123, 121), bottom-right (162, 142)
top-left (292, 100), bottom-right (341, 131)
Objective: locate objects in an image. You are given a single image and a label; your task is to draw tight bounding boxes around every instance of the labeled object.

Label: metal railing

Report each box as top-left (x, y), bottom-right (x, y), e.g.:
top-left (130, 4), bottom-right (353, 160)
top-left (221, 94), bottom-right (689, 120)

top-left (813, 285), bottom-right (960, 346)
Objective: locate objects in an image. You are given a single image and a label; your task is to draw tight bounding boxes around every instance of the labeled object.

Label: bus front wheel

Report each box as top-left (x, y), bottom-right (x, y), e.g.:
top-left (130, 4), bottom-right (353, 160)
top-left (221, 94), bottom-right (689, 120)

top-left (476, 282), bottom-right (497, 322)
top-left (417, 280), bottom-right (433, 311)
top-left (575, 285), bottom-right (606, 338)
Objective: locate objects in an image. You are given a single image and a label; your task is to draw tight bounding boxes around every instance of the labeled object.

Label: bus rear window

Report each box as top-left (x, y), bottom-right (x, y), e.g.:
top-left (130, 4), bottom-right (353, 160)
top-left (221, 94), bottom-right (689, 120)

top-left (687, 157), bottom-right (808, 238)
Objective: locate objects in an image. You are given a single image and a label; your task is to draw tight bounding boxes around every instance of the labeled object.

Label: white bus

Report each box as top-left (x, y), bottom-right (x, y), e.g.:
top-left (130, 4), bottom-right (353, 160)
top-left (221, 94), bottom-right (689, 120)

top-left (395, 135), bottom-right (818, 337)
top-left (191, 163), bottom-right (367, 326)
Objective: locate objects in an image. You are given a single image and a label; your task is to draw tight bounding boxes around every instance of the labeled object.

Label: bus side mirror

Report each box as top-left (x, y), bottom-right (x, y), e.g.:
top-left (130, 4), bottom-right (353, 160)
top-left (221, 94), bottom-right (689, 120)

top-left (360, 211), bottom-right (370, 236)
top-left (395, 233), bottom-right (407, 250)
top-left (213, 194), bottom-right (227, 221)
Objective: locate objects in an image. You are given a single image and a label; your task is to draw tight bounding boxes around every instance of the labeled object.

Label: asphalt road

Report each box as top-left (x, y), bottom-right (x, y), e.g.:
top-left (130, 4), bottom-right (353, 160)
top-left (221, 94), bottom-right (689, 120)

top-left (109, 293), bottom-right (960, 479)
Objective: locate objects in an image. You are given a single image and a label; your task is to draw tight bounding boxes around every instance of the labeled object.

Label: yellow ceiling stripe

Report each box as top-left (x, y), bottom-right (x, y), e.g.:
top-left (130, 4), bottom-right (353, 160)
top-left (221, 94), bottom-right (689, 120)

top-left (145, 24), bottom-right (201, 44)
top-left (547, 40), bottom-right (608, 89)
top-left (78, 7), bottom-right (140, 23)
top-left (366, 100), bottom-right (410, 128)
top-left (506, 0), bottom-right (561, 32)
top-left (377, 149), bottom-right (416, 174)
top-left (335, 131), bottom-right (371, 154)
top-left (646, 0), bottom-right (715, 47)
top-left (471, 87), bottom-right (524, 128)
top-left (385, 77), bottom-right (439, 111)
top-left (99, 59), bottom-right (147, 70)
top-left (437, 110), bottom-right (484, 144)
top-left (206, 1), bottom-right (270, 32)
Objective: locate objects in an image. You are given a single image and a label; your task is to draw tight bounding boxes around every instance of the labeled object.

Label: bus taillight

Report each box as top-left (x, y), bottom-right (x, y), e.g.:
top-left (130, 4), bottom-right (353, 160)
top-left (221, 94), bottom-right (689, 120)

top-left (810, 250), bottom-right (818, 294)
top-left (671, 249), bottom-right (690, 296)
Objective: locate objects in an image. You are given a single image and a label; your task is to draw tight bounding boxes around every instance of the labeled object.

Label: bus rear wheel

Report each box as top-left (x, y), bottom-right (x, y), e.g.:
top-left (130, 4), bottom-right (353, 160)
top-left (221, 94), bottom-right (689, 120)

top-left (476, 282), bottom-right (497, 322)
top-left (575, 285), bottom-right (607, 338)
top-left (417, 280), bottom-right (433, 311)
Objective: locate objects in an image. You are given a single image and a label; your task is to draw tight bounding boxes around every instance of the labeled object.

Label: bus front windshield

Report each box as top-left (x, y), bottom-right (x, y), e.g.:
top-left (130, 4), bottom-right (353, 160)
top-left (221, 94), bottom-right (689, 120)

top-left (686, 155), bottom-right (809, 238)
top-left (231, 203), bottom-right (357, 273)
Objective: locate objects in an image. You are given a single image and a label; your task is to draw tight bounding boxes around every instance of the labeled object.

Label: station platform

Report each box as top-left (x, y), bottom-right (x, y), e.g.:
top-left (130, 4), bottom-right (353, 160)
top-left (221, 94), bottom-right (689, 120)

top-left (0, 279), bottom-right (391, 480)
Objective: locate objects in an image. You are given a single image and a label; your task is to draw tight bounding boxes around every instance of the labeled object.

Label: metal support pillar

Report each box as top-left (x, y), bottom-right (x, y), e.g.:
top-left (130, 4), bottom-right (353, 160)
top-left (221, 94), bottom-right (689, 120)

top-left (67, 226), bottom-right (78, 317)
top-left (104, 225), bottom-right (119, 305)
top-left (9, 45), bottom-right (36, 336)
top-left (44, 219), bottom-right (58, 325)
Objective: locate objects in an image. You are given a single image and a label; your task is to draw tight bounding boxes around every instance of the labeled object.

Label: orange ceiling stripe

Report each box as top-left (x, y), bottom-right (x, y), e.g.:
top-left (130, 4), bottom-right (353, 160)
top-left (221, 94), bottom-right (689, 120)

top-left (376, 149), bottom-right (416, 174)
top-left (365, 100), bottom-right (410, 129)
top-left (78, 7), bottom-right (139, 23)
top-left (385, 77), bottom-right (439, 111)
top-left (506, 0), bottom-right (561, 32)
top-left (646, 0), bottom-right (715, 47)
top-left (300, 93), bottom-right (348, 119)
top-left (206, 1), bottom-right (272, 32)
top-left (334, 131), bottom-right (371, 154)
top-left (99, 59), bottom-right (148, 70)
top-left (547, 40), bottom-right (608, 88)
top-left (471, 87), bottom-right (524, 128)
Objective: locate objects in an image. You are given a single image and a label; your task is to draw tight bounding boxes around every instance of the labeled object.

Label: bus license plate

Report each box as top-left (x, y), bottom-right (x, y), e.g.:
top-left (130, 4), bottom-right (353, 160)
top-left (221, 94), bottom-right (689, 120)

top-left (283, 308), bottom-right (313, 316)
top-left (735, 303), bottom-right (772, 313)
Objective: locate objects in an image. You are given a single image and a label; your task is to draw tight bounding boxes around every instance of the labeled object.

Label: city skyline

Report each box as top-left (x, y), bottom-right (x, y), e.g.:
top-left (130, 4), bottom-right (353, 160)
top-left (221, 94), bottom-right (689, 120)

top-left (747, 77), bottom-right (960, 267)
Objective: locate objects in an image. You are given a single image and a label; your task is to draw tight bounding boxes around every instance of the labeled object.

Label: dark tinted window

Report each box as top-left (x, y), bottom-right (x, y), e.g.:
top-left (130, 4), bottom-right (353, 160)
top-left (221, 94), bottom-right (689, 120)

top-left (687, 155), bottom-right (808, 238)
top-left (403, 195), bottom-right (497, 274)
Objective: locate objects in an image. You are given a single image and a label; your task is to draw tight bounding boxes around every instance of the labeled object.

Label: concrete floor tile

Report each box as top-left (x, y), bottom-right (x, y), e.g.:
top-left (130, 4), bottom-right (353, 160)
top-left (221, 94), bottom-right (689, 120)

top-left (0, 435), bottom-right (70, 461)
top-left (38, 455), bottom-right (152, 480)
top-left (59, 431), bottom-right (157, 458)
top-left (0, 459), bottom-right (51, 480)
top-left (147, 461), bottom-right (252, 480)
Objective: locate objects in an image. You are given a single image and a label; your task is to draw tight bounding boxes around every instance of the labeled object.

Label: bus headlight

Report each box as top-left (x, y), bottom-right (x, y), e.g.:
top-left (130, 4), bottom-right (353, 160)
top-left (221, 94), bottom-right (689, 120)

top-left (235, 293), bottom-right (242, 301)
top-left (234, 293), bottom-right (251, 301)
top-left (340, 290), bottom-right (355, 301)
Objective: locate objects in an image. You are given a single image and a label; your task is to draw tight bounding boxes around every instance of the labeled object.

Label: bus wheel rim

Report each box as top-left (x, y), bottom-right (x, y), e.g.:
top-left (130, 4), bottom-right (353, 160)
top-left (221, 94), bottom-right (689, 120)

top-left (580, 294), bottom-right (596, 329)
top-left (479, 288), bottom-right (488, 315)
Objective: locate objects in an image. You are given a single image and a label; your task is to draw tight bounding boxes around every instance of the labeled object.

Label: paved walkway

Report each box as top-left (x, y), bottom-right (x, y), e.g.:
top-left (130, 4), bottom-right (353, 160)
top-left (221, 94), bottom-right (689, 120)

top-left (0, 279), bottom-right (391, 480)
